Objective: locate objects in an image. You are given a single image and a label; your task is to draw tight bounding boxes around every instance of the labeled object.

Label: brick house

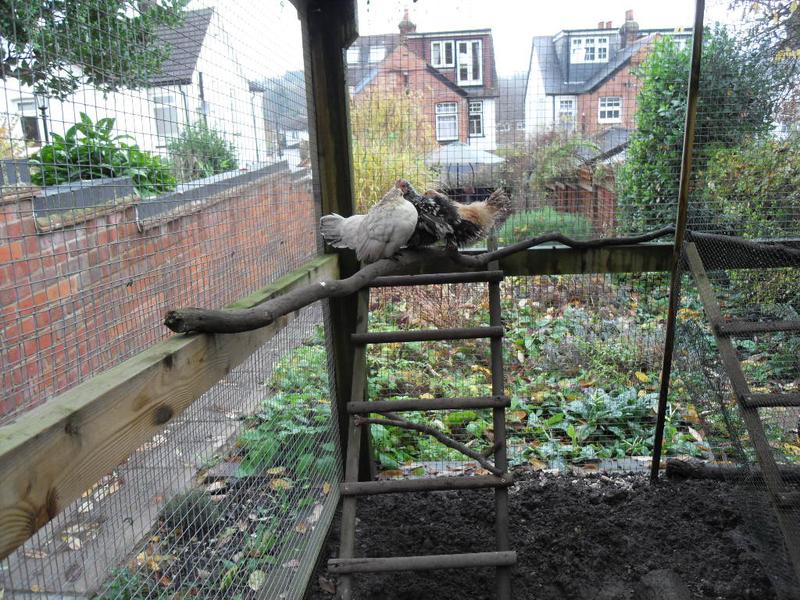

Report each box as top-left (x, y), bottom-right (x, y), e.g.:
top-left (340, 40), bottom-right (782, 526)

top-left (524, 10), bottom-right (692, 137)
top-left (347, 12), bottom-right (499, 151)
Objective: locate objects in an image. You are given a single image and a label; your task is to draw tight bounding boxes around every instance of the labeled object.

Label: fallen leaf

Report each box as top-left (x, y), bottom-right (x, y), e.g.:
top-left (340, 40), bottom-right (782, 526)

top-left (295, 521), bottom-right (310, 534)
top-left (308, 503), bottom-right (324, 525)
top-left (634, 371), bottom-right (650, 383)
top-left (509, 410), bottom-right (528, 423)
top-left (319, 576), bottom-right (337, 594)
top-left (248, 570), bottom-right (266, 592)
top-left (419, 393), bottom-right (434, 399)
top-left (30, 585), bottom-right (41, 593)
top-left (579, 378), bottom-right (596, 388)
top-left (528, 457), bottom-right (548, 471)
top-left (688, 427), bottom-right (705, 444)
top-left (684, 405), bottom-right (701, 424)
top-left (158, 575), bottom-right (172, 587)
top-left (378, 469), bottom-right (404, 478)
top-left (205, 481), bottom-right (227, 494)
top-left (266, 466), bottom-right (286, 476)
top-left (322, 482), bottom-right (332, 495)
top-left (282, 559), bottom-right (301, 569)
top-left (22, 549), bottom-right (48, 559)
top-left (270, 478), bottom-right (293, 491)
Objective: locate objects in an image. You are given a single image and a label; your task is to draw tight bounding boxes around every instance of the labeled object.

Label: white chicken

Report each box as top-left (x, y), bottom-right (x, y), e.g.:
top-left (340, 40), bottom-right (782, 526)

top-left (319, 187), bottom-right (418, 263)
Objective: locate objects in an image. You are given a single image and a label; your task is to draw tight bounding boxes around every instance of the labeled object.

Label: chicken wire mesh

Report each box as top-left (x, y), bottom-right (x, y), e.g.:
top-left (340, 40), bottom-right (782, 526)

top-left (0, 1), bottom-right (343, 598)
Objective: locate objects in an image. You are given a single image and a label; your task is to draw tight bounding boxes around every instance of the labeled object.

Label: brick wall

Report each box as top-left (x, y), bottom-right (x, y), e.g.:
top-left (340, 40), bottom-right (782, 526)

top-left (549, 166), bottom-right (616, 233)
top-left (576, 41), bottom-right (652, 136)
top-left (0, 170), bottom-right (317, 420)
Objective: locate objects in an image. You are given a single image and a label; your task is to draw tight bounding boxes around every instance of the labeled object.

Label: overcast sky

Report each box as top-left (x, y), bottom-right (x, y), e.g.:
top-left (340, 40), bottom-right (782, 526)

top-left (193, 0), bottom-right (735, 79)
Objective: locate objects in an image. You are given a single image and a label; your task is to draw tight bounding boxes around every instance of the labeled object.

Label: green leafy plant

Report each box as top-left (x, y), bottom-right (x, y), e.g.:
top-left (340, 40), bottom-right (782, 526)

top-left (617, 27), bottom-right (793, 231)
top-left (168, 123), bottom-right (238, 182)
top-left (159, 489), bottom-right (222, 540)
top-left (29, 112), bottom-right (176, 196)
top-left (496, 208), bottom-right (592, 245)
top-left (0, 0), bottom-right (188, 99)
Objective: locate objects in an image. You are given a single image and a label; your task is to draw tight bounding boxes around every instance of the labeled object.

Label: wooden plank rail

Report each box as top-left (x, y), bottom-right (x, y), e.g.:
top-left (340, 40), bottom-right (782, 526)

top-left (0, 254), bottom-right (338, 560)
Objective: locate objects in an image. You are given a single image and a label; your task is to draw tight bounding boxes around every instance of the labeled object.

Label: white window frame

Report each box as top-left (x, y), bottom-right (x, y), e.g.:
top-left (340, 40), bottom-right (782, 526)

top-left (431, 40), bottom-right (455, 68)
top-left (468, 100), bottom-right (484, 137)
top-left (571, 36), bottom-right (609, 64)
top-left (557, 98), bottom-right (576, 132)
top-left (598, 96), bottom-right (622, 123)
top-left (435, 102), bottom-right (459, 142)
top-left (346, 46), bottom-right (360, 64)
top-left (152, 94), bottom-right (180, 140)
top-left (456, 40), bottom-right (482, 86)
top-left (368, 45), bottom-right (386, 63)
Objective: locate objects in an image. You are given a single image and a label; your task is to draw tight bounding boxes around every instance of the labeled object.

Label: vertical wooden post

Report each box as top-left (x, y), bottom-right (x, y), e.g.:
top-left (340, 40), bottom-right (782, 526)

top-left (295, 0), bottom-right (372, 478)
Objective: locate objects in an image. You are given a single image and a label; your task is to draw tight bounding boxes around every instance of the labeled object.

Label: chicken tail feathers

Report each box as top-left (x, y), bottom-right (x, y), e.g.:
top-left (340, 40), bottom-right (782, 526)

top-left (486, 189), bottom-right (512, 222)
top-left (320, 214), bottom-right (348, 248)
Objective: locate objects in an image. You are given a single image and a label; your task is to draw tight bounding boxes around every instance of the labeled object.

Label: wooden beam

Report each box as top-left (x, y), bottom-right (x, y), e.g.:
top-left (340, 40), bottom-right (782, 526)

top-left (0, 255), bottom-right (338, 560)
top-left (298, 0), bottom-right (367, 478)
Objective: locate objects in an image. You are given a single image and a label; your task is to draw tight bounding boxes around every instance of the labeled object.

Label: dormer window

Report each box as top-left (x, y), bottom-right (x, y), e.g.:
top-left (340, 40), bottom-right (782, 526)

top-left (571, 36), bottom-right (609, 64)
top-left (368, 45), bottom-right (386, 63)
top-left (431, 40), bottom-right (454, 68)
top-left (456, 40), bottom-right (482, 85)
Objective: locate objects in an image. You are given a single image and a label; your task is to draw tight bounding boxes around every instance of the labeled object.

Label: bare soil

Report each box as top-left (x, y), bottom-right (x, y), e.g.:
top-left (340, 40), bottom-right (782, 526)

top-left (308, 469), bottom-right (800, 600)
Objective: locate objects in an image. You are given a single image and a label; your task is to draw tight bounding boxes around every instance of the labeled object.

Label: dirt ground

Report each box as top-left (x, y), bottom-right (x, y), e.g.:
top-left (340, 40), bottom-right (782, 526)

top-left (308, 469), bottom-right (800, 600)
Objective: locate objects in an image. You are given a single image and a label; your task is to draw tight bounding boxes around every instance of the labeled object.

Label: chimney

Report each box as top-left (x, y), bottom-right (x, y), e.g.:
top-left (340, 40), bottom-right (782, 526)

top-left (398, 8), bottom-right (416, 41)
top-left (598, 21), bottom-right (604, 29)
top-left (606, 21), bottom-right (613, 29)
top-left (619, 9), bottom-right (640, 48)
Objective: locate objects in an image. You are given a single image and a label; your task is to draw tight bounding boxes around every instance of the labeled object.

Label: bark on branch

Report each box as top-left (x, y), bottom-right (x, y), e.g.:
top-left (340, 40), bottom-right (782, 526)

top-left (163, 226), bottom-right (677, 334)
top-left (666, 458), bottom-right (800, 484)
top-left (355, 411), bottom-right (503, 476)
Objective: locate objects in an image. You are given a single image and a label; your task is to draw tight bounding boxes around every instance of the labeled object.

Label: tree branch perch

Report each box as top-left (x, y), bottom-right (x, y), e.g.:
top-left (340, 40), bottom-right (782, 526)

top-left (355, 411), bottom-right (503, 476)
top-left (164, 226), bottom-right (680, 334)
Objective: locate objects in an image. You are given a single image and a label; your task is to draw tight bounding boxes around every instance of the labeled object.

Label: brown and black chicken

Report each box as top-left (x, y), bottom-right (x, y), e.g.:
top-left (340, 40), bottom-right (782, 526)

top-left (396, 179), bottom-right (511, 248)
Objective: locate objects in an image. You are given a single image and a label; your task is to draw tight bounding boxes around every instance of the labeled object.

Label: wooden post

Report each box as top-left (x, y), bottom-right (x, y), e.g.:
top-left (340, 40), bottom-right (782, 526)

top-left (295, 0), bottom-right (372, 478)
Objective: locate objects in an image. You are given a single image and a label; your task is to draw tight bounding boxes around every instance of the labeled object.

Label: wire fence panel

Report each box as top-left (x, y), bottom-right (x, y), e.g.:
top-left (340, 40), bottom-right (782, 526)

top-left (0, 1), bottom-right (343, 599)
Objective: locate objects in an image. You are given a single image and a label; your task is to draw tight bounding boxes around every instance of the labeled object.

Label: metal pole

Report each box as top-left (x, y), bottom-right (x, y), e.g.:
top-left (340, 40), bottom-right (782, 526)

top-left (650, 0), bottom-right (706, 483)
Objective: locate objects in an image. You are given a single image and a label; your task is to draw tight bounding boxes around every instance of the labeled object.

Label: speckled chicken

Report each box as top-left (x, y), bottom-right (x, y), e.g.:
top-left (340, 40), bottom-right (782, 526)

top-left (397, 179), bottom-right (511, 248)
top-left (319, 186), bottom-right (418, 263)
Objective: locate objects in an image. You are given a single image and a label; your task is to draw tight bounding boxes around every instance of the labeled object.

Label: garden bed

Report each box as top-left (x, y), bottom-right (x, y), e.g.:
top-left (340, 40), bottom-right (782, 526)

top-left (309, 469), bottom-right (799, 600)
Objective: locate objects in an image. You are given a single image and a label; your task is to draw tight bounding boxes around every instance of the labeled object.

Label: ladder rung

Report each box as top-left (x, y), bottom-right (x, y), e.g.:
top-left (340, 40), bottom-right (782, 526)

top-left (342, 474), bottom-right (512, 496)
top-left (352, 326), bottom-right (503, 345)
top-left (328, 551), bottom-right (517, 574)
top-left (348, 395), bottom-right (509, 414)
top-left (370, 270), bottom-right (505, 287)
top-left (716, 320), bottom-right (800, 336)
top-left (742, 393), bottom-right (800, 408)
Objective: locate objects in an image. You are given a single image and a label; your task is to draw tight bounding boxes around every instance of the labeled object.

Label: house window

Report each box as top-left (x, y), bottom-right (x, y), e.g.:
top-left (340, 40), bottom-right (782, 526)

top-left (368, 45), bottom-right (386, 63)
top-left (435, 102), bottom-right (458, 141)
top-left (346, 46), bottom-right (360, 64)
top-left (456, 40), bottom-right (482, 85)
top-left (557, 98), bottom-right (575, 132)
top-left (571, 37), bottom-right (609, 64)
top-left (17, 100), bottom-right (40, 143)
top-left (153, 94), bottom-right (179, 140)
top-left (598, 96), bottom-right (622, 123)
top-left (431, 40), bottom-right (454, 68)
top-left (468, 100), bottom-right (483, 137)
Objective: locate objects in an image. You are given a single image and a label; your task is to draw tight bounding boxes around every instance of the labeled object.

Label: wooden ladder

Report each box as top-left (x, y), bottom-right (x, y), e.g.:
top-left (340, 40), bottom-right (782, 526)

top-left (329, 267), bottom-right (516, 600)
top-left (685, 242), bottom-right (800, 583)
